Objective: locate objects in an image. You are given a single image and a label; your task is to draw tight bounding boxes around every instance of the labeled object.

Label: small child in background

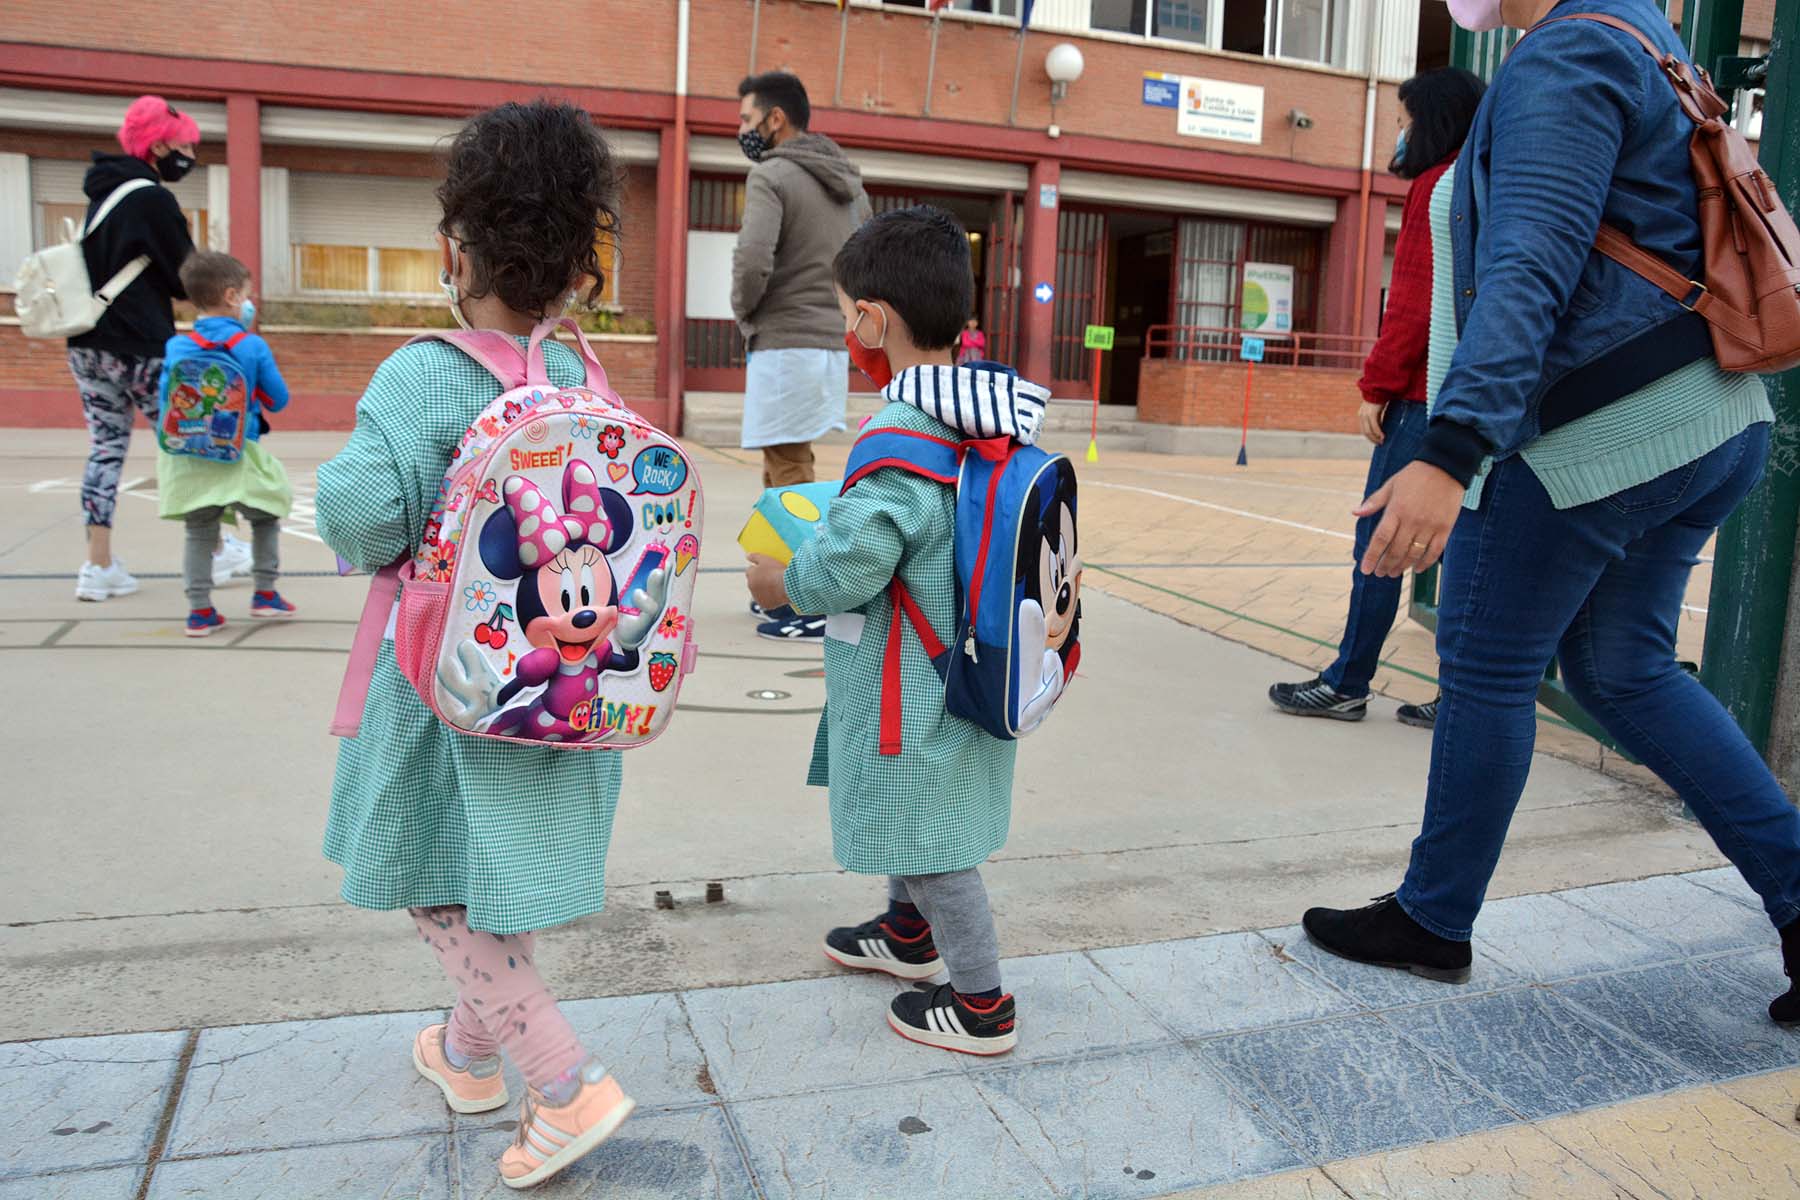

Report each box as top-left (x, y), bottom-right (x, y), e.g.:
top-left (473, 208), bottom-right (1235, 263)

top-left (747, 208), bottom-right (1051, 1056)
top-left (957, 315), bottom-right (987, 365)
top-left (156, 251), bottom-right (294, 637)
top-left (314, 99), bottom-right (635, 1191)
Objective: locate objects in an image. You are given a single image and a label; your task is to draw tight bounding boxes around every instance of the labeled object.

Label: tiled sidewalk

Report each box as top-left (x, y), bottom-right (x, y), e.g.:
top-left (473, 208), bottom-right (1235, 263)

top-left (6, 870), bottom-right (1798, 1200)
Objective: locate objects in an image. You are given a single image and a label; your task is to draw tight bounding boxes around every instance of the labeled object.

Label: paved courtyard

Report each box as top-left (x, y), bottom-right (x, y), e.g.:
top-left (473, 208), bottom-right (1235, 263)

top-left (1, 422), bottom-right (1788, 1198)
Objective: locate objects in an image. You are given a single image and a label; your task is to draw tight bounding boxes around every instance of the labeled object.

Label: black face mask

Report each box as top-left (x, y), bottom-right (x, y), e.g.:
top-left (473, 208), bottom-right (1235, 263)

top-left (738, 120), bottom-right (772, 164)
top-left (155, 150), bottom-right (195, 183)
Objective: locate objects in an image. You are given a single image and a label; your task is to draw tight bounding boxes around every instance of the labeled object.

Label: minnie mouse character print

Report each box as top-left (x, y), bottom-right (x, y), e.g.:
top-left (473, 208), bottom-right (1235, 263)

top-left (441, 460), bottom-right (670, 742)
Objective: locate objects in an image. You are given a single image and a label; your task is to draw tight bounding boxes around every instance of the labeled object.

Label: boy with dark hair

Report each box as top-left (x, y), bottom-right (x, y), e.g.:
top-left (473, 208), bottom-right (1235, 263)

top-left (158, 250), bottom-right (294, 637)
top-left (746, 207), bottom-right (1051, 1054)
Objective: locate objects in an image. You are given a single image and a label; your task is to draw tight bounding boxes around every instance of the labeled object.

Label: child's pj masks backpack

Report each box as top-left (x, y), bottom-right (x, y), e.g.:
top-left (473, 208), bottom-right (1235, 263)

top-left (841, 423), bottom-right (1080, 753)
top-left (157, 331), bottom-right (253, 462)
top-left (331, 317), bottom-right (703, 750)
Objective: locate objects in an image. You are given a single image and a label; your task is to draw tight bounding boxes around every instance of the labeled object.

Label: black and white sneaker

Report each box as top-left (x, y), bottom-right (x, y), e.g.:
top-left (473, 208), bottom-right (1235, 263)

top-left (1397, 696), bottom-right (1439, 728)
top-left (823, 915), bottom-right (943, 981)
top-left (758, 613), bottom-right (825, 642)
top-left (1269, 675), bottom-right (1368, 721)
top-left (888, 983), bottom-right (1017, 1056)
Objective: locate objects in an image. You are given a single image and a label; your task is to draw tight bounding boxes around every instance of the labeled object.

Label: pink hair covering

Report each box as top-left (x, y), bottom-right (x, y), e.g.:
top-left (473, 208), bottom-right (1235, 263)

top-left (117, 95), bottom-right (200, 160)
top-left (502, 462), bottom-right (610, 568)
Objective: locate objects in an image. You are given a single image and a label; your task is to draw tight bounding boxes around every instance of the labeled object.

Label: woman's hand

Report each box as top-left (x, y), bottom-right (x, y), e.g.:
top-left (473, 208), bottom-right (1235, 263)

top-left (1358, 402), bottom-right (1388, 446)
top-left (1355, 461), bottom-right (1465, 577)
top-left (745, 553), bottom-right (791, 611)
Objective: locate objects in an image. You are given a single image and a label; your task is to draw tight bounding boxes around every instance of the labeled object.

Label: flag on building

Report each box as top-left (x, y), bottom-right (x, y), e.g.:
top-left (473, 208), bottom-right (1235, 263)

top-left (1021, 0), bottom-right (1036, 25)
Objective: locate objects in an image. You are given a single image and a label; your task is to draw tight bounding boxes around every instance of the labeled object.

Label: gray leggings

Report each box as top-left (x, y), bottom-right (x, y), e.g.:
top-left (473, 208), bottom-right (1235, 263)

top-left (889, 868), bottom-right (1001, 994)
top-left (185, 505), bottom-right (279, 608)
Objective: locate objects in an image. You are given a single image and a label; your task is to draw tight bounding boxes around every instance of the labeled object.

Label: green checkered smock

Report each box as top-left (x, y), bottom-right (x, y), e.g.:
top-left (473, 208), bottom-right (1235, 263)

top-left (316, 338), bottom-right (624, 935)
top-left (784, 402), bottom-right (1018, 876)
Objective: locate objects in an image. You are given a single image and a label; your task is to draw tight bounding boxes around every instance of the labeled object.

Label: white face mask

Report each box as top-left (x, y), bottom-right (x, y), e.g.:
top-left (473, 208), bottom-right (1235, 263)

top-left (439, 240), bottom-right (473, 331)
top-left (1447, 0), bottom-right (1506, 32)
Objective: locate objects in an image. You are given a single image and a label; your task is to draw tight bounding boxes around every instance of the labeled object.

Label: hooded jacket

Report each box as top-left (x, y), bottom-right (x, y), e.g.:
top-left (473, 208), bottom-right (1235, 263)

top-left (68, 153), bottom-right (195, 359)
top-left (731, 133), bottom-right (872, 353)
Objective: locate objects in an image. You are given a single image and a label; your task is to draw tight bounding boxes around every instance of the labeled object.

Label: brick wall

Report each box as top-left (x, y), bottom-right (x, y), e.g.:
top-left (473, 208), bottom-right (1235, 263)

top-left (6, 0), bottom-right (1397, 176)
top-left (698, 0), bottom-right (1394, 170)
top-left (1138, 358), bottom-right (1364, 434)
top-left (0, 326), bottom-right (659, 430)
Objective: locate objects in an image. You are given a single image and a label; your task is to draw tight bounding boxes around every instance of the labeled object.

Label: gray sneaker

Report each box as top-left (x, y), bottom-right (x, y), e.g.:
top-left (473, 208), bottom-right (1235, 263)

top-left (1268, 675), bottom-right (1368, 721)
top-left (1397, 696), bottom-right (1440, 729)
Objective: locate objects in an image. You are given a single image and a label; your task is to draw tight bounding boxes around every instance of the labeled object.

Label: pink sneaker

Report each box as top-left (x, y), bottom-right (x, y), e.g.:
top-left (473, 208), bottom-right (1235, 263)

top-left (497, 1059), bottom-right (635, 1190)
top-left (412, 1023), bottom-right (508, 1114)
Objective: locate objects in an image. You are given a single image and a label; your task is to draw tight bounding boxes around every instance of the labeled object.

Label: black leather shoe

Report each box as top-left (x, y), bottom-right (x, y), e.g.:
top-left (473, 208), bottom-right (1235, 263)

top-left (1302, 893), bottom-right (1473, 984)
top-left (1771, 918), bottom-right (1800, 1026)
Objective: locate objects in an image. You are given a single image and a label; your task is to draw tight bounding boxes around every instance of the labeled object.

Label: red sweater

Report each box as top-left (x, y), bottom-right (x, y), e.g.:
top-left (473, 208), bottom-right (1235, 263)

top-left (1359, 157), bottom-right (1454, 406)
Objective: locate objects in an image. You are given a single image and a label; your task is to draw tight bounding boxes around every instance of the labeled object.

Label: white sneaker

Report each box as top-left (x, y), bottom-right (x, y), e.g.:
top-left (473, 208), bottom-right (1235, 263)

top-left (75, 560), bottom-right (139, 602)
top-left (213, 534), bottom-right (254, 587)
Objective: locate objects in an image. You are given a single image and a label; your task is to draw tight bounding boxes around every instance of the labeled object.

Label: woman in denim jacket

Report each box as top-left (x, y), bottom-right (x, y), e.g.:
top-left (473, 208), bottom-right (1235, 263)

top-left (1302, 0), bottom-right (1800, 1025)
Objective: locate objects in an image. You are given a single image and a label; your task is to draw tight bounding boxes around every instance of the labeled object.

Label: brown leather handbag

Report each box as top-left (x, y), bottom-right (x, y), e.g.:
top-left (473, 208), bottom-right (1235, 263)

top-left (1535, 14), bottom-right (1800, 373)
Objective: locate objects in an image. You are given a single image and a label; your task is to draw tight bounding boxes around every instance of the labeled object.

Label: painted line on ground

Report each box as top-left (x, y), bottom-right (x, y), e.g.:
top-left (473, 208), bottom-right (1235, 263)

top-left (1088, 481), bottom-right (1355, 541)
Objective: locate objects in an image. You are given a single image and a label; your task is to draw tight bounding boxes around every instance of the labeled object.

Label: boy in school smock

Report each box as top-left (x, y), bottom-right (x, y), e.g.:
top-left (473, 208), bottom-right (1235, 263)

top-left (747, 207), bottom-right (1050, 1056)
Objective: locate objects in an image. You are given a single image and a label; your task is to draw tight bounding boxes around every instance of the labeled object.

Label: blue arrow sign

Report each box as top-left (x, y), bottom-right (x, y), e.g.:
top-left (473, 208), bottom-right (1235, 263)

top-left (1034, 282), bottom-right (1054, 304)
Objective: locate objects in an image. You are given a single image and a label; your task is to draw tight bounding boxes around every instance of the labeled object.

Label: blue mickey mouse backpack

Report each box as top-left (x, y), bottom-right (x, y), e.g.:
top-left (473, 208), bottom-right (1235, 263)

top-left (842, 413), bottom-right (1081, 752)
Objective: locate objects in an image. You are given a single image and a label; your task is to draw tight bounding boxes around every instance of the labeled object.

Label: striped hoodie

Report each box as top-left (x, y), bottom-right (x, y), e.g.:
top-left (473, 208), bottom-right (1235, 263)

top-left (881, 363), bottom-right (1049, 446)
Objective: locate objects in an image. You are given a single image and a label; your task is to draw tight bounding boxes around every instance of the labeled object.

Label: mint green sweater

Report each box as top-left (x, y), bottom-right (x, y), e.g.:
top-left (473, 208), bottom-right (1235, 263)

top-left (1427, 164), bottom-right (1772, 509)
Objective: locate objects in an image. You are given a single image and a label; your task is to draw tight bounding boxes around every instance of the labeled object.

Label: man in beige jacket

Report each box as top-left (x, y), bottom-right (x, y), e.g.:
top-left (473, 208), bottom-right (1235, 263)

top-left (733, 73), bottom-right (873, 491)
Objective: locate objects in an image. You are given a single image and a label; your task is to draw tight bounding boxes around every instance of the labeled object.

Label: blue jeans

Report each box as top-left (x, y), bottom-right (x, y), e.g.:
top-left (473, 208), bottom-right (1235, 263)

top-left (1397, 424), bottom-right (1800, 940)
top-left (1323, 402), bottom-right (1429, 698)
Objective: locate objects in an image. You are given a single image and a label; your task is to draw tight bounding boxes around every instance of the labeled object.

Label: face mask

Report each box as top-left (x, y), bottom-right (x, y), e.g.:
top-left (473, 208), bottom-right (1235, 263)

top-left (845, 305), bottom-right (894, 389)
top-left (1394, 128), bottom-right (1409, 161)
top-left (155, 149), bottom-right (195, 182)
top-left (738, 118), bottom-right (772, 163)
top-left (439, 240), bottom-right (473, 331)
top-left (1446, 0), bottom-right (1506, 32)
top-left (238, 299), bottom-right (256, 328)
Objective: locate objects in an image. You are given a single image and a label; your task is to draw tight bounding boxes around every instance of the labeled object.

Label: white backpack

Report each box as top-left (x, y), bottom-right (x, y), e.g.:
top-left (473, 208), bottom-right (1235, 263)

top-left (14, 178), bottom-right (156, 339)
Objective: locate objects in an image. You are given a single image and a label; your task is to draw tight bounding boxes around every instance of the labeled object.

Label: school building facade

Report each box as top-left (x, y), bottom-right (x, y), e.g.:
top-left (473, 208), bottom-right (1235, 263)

top-left (0, 0), bottom-right (1770, 437)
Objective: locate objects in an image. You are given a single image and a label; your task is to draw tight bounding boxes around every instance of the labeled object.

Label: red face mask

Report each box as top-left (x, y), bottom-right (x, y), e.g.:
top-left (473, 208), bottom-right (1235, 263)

top-left (845, 305), bottom-right (894, 389)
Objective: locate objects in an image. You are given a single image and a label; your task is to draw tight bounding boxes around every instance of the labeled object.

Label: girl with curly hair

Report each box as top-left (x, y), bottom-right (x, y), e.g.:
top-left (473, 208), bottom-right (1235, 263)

top-left (315, 100), bottom-right (635, 1190)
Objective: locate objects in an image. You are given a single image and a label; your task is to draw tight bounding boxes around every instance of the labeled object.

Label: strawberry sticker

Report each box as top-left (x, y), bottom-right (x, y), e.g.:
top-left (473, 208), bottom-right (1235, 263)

top-left (647, 651), bottom-right (678, 692)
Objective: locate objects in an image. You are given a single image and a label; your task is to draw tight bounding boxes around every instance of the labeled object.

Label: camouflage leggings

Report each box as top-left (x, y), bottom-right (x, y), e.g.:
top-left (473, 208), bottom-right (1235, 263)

top-left (69, 347), bottom-right (162, 528)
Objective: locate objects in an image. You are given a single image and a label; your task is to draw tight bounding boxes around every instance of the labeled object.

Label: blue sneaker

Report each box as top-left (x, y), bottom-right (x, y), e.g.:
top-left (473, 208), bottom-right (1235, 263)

top-left (185, 608), bottom-right (226, 638)
top-left (251, 590), bottom-right (298, 619)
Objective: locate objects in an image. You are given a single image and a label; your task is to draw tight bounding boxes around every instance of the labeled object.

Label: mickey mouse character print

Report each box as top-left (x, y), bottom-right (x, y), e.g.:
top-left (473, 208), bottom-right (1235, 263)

top-left (1016, 461), bottom-right (1081, 734)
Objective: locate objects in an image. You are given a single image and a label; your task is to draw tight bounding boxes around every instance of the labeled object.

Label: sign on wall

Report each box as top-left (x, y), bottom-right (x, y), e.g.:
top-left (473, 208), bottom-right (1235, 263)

top-left (1178, 78), bottom-right (1265, 146)
top-left (1241, 262), bottom-right (1294, 333)
top-left (1141, 72), bottom-right (1181, 109)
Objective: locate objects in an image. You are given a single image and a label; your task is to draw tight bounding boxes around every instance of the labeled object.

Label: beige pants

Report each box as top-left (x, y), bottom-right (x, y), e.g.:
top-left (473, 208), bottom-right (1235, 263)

top-left (762, 442), bottom-right (816, 488)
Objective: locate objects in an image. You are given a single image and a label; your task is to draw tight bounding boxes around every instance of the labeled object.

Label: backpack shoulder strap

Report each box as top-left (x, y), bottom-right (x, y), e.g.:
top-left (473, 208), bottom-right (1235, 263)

top-left (405, 330), bottom-right (529, 390)
top-left (331, 560), bottom-right (405, 738)
top-left (184, 329), bottom-right (253, 354)
top-left (842, 428), bottom-right (963, 493)
top-left (82, 178), bottom-right (156, 240)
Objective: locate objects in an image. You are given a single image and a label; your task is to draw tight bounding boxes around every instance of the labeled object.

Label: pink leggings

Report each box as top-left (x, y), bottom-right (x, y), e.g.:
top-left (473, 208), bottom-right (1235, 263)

top-left (408, 905), bottom-right (586, 1090)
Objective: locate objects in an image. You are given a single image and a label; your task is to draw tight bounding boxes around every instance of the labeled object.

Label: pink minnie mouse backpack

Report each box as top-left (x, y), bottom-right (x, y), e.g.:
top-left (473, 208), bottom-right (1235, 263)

top-left (332, 317), bottom-right (703, 749)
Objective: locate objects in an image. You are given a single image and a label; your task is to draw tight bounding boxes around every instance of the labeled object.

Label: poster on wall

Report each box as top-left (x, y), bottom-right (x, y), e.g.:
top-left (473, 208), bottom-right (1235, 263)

top-left (1241, 262), bottom-right (1294, 333)
top-left (1177, 78), bottom-right (1265, 145)
top-left (685, 231), bottom-right (738, 321)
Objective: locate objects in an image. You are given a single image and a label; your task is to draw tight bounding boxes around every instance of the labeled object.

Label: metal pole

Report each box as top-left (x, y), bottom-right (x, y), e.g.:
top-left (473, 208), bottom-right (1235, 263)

top-left (748, 0), bottom-right (761, 76)
top-left (834, 4), bottom-right (850, 108)
top-left (1008, 29), bottom-right (1027, 126)
top-left (1701, 0), bottom-right (1799, 757)
top-left (924, 11), bottom-right (942, 116)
